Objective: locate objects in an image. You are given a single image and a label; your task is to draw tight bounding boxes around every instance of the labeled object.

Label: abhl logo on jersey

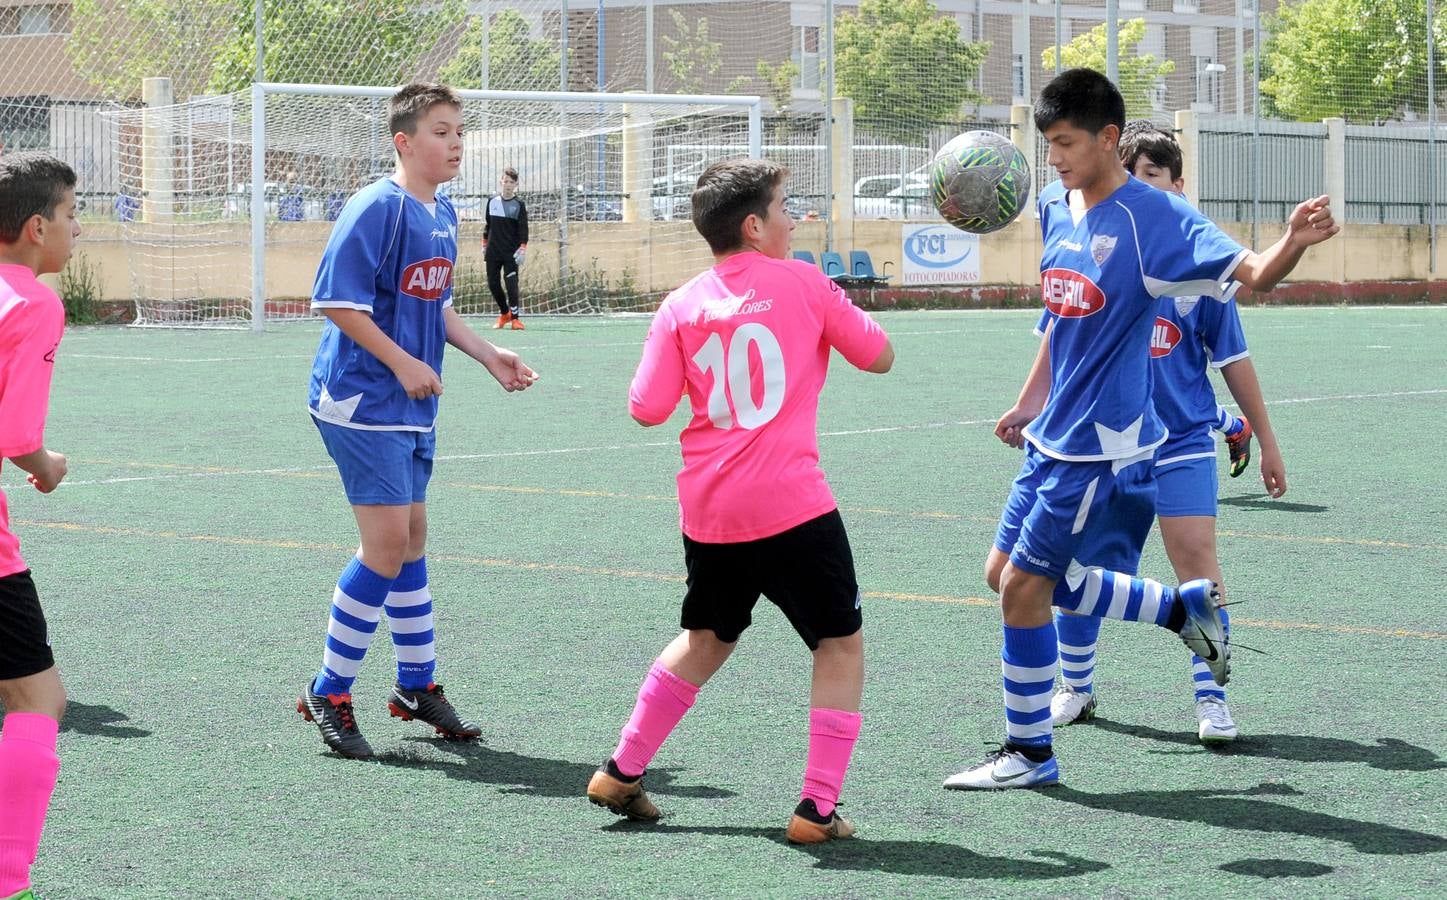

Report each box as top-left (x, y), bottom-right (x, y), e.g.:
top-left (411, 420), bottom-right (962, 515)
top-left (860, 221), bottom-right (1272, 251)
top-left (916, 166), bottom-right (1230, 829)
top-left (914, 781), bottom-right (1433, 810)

top-left (1041, 268), bottom-right (1106, 318)
top-left (401, 257), bottom-right (453, 300)
top-left (1150, 316), bottom-right (1182, 357)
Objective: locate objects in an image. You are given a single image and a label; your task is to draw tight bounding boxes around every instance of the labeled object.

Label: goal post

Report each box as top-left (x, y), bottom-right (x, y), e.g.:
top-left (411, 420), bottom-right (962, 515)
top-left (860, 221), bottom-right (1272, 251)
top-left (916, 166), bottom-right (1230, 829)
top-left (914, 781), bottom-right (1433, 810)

top-left (246, 82), bottom-right (763, 331)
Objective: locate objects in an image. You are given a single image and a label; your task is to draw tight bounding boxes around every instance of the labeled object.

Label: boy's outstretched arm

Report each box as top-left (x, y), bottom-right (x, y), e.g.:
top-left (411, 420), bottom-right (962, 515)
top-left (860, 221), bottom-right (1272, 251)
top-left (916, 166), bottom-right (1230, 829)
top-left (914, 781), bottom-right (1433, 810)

top-left (322, 307), bottom-right (442, 399)
top-left (6, 447), bottom-right (66, 493)
top-left (996, 319), bottom-right (1052, 449)
top-left (866, 340), bottom-right (895, 373)
top-left (1231, 195), bottom-right (1340, 293)
top-left (443, 306), bottom-right (538, 392)
top-left (1219, 357), bottom-right (1285, 497)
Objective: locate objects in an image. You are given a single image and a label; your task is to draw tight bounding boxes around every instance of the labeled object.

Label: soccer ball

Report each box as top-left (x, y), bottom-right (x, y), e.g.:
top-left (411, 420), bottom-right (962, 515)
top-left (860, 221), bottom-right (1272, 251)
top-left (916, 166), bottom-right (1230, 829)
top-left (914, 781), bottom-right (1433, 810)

top-left (930, 130), bottom-right (1033, 234)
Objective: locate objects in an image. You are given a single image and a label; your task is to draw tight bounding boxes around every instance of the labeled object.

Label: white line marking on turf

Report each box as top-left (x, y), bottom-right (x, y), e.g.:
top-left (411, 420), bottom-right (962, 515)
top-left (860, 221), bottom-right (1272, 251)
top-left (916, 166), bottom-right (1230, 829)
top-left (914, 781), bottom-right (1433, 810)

top-left (67, 354), bottom-right (316, 363)
top-left (22, 389), bottom-right (1444, 489)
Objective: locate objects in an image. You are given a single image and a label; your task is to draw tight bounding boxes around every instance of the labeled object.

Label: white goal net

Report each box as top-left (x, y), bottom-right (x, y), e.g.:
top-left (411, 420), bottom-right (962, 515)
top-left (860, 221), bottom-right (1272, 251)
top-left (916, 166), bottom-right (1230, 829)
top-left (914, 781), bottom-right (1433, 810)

top-left (105, 83), bottom-right (761, 328)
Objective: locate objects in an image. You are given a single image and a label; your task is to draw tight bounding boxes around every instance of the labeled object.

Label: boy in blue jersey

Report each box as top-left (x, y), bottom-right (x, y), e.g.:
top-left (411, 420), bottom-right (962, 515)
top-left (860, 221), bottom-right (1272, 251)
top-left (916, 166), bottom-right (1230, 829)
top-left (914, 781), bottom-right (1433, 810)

top-left (945, 69), bottom-right (1337, 790)
top-left (298, 83), bottom-right (539, 759)
top-left (1048, 123), bottom-right (1289, 744)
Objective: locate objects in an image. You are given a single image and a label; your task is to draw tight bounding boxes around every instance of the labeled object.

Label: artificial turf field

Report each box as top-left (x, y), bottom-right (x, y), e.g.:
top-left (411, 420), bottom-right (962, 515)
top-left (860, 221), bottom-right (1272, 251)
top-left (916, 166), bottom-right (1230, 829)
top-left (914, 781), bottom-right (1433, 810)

top-left (7, 305), bottom-right (1445, 898)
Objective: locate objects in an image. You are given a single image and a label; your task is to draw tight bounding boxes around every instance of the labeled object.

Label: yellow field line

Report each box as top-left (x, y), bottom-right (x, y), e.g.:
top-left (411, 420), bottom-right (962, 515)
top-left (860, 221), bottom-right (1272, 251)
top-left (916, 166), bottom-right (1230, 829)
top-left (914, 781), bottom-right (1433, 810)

top-left (15, 518), bottom-right (1443, 641)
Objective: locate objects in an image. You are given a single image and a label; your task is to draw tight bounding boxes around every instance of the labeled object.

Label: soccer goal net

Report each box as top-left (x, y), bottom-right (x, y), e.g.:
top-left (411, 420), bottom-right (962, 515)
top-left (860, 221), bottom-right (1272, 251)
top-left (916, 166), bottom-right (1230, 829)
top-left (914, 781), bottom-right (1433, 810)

top-left (106, 83), bottom-right (762, 329)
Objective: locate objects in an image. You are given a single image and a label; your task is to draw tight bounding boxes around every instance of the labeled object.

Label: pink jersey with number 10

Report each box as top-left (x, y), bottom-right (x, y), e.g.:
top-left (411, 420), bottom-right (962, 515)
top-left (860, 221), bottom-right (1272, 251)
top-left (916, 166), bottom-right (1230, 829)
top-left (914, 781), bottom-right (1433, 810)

top-left (629, 251), bottom-right (888, 544)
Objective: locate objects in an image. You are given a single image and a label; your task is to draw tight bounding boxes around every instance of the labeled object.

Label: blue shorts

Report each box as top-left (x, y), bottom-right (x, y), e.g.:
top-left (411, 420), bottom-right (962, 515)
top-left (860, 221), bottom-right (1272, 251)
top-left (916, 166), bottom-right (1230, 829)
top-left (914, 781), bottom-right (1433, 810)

top-left (313, 417), bottom-right (435, 506)
top-left (994, 445), bottom-right (1157, 580)
top-left (1154, 456), bottom-right (1218, 518)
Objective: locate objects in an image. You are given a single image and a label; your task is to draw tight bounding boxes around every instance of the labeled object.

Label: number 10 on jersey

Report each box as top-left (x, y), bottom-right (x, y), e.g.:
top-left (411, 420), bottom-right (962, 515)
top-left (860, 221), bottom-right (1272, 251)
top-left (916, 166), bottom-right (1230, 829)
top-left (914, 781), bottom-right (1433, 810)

top-left (691, 323), bottom-right (787, 430)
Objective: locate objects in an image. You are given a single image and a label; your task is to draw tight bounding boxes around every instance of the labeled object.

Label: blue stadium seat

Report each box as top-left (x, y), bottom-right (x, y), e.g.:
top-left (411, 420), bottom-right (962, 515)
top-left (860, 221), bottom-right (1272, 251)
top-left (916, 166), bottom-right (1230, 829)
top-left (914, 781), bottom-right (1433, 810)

top-left (820, 251), bottom-right (854, 284)
top-left (849, 250), bottom-right (891, 286)
top-left (792, 250), bottom-right (817, 266)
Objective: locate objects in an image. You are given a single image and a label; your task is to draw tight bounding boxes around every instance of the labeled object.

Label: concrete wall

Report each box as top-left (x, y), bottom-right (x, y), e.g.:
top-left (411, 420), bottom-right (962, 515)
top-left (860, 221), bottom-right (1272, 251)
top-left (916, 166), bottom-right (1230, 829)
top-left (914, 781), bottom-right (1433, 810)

top-left (57, 215), bottom-right (1441, 310)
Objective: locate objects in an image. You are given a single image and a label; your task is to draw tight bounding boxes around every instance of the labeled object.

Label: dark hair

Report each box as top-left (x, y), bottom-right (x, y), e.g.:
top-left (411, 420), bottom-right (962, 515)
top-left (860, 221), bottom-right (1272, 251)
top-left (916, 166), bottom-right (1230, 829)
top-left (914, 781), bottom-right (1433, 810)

top-left (387, 82), bottom-right (462, 137)
top-left (1119, 120), bottom-right (1182, 181)
top-left (690, 159), bottom-right (788, 254)
top-left (1034, 68), bottom-right (1126, 137)
top-left (502, 167), bottom-right (518, 181)
top-left (0, 152), bottom-right (77, 243)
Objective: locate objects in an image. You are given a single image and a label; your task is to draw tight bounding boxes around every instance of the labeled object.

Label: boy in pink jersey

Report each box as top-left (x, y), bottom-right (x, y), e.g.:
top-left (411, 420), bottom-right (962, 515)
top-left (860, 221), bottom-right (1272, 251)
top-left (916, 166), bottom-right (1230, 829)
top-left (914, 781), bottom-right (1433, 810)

top-left (0, 152), bottom-right (81, 900)
top-left (585, 159), bottom-right (894, 844)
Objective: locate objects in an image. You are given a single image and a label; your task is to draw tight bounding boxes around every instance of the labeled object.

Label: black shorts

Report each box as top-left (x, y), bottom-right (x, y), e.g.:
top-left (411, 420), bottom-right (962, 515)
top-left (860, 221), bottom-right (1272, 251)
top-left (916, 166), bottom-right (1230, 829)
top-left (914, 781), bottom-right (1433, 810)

top-left (680, 509), bottom-right (862, 651)
top-left (0, 570), bottom-right (55, 681)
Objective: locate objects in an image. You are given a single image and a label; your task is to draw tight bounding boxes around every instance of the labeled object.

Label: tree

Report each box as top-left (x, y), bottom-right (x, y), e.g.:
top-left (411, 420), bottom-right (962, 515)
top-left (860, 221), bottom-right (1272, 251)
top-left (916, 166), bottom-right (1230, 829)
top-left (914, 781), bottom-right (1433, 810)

top-left (66, 0), bottom-right (237, 100)
top-left (755, 59), bottom-right (800, 113)
top-left (1041, 18), bottom-right (1175, 120)
top-left (1261, 0), bottom-right (1447, 122)
top-left (440, 9), bottom-right (563, 92)
top-left (834, 0), bottom-right (988, 143)
top-left (660, 11), bottom-right (748, 95)
top-left (208, 0), bottom-right (466, 93)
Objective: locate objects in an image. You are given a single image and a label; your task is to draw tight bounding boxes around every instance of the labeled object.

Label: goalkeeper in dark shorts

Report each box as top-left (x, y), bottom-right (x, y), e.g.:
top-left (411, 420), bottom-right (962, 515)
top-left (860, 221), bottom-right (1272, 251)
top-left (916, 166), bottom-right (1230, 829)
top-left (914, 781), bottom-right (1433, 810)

top-left (483, 166), bottom-right (528, 330)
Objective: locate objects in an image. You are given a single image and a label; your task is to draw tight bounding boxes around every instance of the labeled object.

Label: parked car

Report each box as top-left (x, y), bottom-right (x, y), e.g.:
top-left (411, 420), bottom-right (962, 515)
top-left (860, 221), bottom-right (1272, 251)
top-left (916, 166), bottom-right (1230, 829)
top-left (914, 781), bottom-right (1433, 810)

top-left (854, 173), bottom-right (933, 219)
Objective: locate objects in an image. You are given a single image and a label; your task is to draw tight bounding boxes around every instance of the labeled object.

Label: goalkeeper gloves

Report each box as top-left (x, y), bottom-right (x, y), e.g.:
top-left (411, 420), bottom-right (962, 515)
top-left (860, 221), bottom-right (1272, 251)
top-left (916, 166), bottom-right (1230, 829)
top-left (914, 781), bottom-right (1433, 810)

top-left (514, 245), bottom-right (527, 267)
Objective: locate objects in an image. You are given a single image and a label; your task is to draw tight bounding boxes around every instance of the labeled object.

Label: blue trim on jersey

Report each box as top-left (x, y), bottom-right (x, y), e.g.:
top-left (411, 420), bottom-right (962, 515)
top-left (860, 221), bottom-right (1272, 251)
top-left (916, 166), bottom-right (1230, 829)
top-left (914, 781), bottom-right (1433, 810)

top-left (1024, 177), bottom-right (1245, 461)
top-left (309, 178), bottom-right (458, 430)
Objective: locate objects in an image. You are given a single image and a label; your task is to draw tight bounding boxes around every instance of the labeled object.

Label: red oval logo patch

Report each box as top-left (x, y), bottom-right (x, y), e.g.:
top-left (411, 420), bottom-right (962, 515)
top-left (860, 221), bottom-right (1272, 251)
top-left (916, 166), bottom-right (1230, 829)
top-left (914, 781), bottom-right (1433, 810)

top-left (401, 257), bottom-right (453, 301)
top-left (1150, 316), bottom-right (1182, 357)
top-left (1041, 268), bottom-right (1106, 318)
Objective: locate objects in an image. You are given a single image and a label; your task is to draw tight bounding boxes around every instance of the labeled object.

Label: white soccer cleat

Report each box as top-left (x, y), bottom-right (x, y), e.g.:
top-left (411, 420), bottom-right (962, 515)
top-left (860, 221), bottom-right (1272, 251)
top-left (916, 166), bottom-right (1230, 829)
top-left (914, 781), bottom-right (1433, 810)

top-left (1176, 579), bottom-right (1230, 685)
top-left (1196, 696), bottom-right (1239, 744)
top-left (1050, 685), bottom-right (1098, 727)
top-left (943, 746), bottom-right (1060, 790)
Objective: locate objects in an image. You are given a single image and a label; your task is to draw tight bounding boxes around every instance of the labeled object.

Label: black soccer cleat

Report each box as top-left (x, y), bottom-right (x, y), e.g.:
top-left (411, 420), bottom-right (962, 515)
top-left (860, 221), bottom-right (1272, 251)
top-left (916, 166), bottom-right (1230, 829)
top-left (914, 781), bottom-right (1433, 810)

top-left (297, 685), bottom-right (374, 759)
top-left (387, 682), bottom-right (482, 740)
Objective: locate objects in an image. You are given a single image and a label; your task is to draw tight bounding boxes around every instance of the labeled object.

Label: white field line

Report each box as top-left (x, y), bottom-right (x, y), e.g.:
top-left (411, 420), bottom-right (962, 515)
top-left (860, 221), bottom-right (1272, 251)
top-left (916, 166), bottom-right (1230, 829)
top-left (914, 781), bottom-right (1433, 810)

top-left (19, 388), bottom-right (1443, 489)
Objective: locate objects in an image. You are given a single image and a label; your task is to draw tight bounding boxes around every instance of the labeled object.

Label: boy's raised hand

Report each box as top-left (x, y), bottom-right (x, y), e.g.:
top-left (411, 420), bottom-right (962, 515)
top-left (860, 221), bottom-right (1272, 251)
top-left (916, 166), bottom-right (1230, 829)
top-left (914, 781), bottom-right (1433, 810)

top-left (1287, 195), bottom-right (1339, 246)
top-left (392, 355), bottom-right (443, 399)
top-left (485, 347), bottom-right (539, 392)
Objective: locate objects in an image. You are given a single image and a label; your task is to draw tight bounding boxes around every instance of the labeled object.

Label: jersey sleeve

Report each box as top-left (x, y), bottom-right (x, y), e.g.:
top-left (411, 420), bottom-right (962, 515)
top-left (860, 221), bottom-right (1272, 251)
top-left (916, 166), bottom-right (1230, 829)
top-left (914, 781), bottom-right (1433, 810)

top-left (0, 296), bottom-right (62, 458)
top-left (439, 198), bottom-right (458, 310)
top-left (628, 304), bottom-right (686, 425)
top-left (1140, 196), bottom-right (1247, 301)
top-left (1201, 297), bottom-right (1250, 369)
top-left (815, 269), bottom-right (887, 369)
top-left (313, 195), bottom-right (396, 311)
top-left (518, 200), bottom-right (529, 247)
top-left (1033, 308), bottom-right (1054, 338)
top-left (482, 196), bottom-right (491, 243)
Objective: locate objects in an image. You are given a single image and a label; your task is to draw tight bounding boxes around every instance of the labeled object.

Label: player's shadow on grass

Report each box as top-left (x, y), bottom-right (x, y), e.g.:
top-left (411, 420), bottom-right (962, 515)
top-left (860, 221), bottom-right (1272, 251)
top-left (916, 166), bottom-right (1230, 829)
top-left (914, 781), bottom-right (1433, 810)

top-left (1217, 495), bottom-right (1329, 513)
top-left (1092, 717), bottom-right (1446, 772)
top-left (1046, 783), bottom-right (1447, 856)
top-left (375, 738), bottom-right (734, 800)
top-left (59, 701), bottom-right (151, 739)
top-left (1219, 858), bottom-right (1334, 879)
top-left (601, 822), bottom-right (1108, 880)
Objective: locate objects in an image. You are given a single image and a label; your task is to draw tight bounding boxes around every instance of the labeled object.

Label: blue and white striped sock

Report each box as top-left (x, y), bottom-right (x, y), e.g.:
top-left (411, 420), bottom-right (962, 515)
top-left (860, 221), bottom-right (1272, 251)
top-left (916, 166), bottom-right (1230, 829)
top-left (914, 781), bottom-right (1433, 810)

top-left (1215, 405), bottom-right (1244, 436)
top-left (1192, 607), bottom-right (1230, 701)
top-left (1054, 563), bottom-right (1177, 627)
top-left (1002, 622), bottom-right (1059, 750)
top-left (1055, 611), bottom-right (1102, 693)
top-left (386, 557), bottom-right (436, 690)
top-left (312, 557), bottom-right (393, 696)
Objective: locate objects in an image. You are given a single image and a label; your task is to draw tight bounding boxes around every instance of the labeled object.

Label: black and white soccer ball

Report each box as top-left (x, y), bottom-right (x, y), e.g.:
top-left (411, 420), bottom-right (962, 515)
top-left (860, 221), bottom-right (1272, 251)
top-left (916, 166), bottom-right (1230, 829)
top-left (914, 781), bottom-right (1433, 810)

top-left (930, 130), bottom-right (1033, 234)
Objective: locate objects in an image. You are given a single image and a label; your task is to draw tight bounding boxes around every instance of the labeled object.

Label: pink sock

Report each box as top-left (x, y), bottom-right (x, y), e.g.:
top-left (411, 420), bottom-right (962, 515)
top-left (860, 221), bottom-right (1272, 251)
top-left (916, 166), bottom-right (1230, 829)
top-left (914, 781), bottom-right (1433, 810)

top-left (611, 662), bottom-right (700, 778)
top-left (0, 713), bottom-right (61, 895)
top-left (801, 707), bottom-right (862, 818)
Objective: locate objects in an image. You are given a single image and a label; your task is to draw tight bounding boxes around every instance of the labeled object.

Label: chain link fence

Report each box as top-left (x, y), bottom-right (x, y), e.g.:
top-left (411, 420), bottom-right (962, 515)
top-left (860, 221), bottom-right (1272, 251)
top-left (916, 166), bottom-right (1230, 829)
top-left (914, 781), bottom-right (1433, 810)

top-left (0, 0), bottom-right (1440, 315)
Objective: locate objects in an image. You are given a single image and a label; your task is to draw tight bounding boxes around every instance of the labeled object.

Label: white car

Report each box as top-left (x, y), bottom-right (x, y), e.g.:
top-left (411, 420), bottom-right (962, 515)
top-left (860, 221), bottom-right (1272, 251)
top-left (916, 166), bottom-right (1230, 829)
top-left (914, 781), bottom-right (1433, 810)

top-left (854, 174), bottom-right (933, 219)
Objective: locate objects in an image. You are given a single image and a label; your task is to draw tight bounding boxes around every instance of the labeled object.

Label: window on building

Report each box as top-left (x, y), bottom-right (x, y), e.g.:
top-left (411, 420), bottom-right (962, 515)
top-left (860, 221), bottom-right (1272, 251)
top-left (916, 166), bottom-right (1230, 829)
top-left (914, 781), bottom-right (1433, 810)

top-left (1013, 54), bottom-right (1026, 101)
top-left (795, 26), bottom-right (820, 91)
top-left (18, 5), bottom-right (55, 35)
